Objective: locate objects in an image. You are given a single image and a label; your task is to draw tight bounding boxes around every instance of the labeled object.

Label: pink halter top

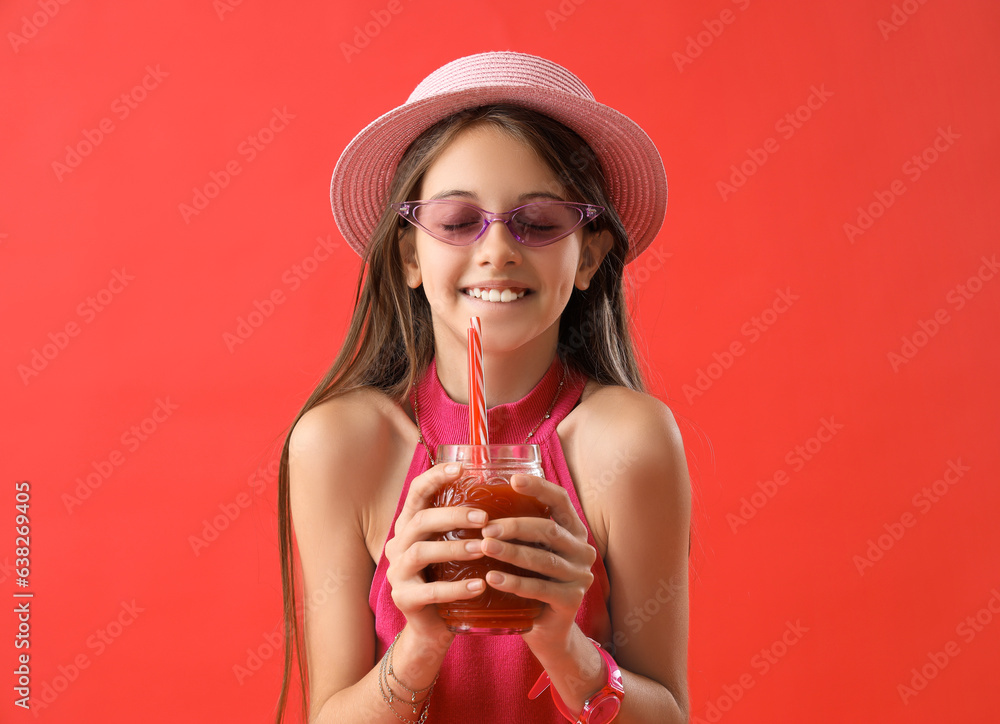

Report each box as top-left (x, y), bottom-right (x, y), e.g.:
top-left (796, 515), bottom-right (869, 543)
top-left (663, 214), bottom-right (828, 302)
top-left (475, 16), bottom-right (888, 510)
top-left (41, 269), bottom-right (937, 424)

top-left (369, 355), bottom-right (613, 722)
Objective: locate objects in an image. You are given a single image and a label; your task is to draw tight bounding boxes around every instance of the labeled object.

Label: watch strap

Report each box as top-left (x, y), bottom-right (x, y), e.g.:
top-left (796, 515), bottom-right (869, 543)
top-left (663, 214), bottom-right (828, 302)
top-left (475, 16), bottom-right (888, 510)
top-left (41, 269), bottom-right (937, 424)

top-left (528, 638), bottom-right (624, 723)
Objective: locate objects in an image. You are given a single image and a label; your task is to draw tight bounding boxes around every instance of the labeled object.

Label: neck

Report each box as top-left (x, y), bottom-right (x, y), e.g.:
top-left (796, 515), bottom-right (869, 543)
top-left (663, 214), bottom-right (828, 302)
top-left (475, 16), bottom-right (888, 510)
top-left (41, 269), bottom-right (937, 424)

top-left (433, 327), bottom-right (559, 407)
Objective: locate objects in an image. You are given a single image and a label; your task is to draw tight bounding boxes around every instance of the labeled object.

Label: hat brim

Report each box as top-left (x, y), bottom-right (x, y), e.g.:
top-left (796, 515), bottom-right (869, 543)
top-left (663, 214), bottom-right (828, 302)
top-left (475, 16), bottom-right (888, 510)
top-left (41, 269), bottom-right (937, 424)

top-left (331, 85), bottom-right (667, 263)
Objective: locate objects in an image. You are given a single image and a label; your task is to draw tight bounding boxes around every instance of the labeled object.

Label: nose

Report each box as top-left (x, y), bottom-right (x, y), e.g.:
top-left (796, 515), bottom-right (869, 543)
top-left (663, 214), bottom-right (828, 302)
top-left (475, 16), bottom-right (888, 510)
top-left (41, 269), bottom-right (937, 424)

top-left (475, 218), bottom-right (522, 267)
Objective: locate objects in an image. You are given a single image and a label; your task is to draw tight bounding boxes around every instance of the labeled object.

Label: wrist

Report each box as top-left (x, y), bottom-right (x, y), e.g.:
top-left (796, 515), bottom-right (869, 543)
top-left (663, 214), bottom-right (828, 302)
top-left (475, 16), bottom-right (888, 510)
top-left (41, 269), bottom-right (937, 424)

top-left (392, 626), bottom-right (452, 689)
top-left (529, 636), bottom-right (625, 724)
top-left (532, 628), bottom-right (606, 713)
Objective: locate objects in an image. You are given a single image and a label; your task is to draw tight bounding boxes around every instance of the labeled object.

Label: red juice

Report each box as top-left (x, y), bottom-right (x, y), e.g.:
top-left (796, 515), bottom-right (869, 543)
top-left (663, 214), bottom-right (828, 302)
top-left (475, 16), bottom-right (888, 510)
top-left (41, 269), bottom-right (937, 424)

top-left (427, 445), bottom-right (550, 634)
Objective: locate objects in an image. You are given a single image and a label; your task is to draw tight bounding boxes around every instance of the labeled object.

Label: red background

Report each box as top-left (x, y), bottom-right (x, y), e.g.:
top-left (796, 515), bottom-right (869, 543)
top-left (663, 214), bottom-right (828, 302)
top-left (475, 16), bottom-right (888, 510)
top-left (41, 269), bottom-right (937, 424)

top-left (2, 0), bottom-right (998, 722)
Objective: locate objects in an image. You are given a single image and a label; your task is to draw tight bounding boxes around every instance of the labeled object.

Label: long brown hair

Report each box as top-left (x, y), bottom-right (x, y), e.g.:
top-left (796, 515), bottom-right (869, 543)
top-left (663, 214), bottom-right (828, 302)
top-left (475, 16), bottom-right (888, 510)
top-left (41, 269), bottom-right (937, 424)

top-left (275, 104), bottom-right (646, 722)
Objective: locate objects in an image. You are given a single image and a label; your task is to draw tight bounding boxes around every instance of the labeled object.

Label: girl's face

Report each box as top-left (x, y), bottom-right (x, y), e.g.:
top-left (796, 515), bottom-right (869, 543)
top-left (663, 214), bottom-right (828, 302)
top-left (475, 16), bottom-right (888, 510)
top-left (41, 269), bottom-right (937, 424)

top-left (399, 124), bottom-right (611, 363)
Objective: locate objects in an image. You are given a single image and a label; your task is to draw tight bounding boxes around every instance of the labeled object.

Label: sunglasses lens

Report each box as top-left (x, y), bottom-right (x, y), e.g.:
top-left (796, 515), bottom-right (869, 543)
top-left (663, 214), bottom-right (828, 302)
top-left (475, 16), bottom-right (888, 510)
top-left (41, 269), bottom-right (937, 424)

top-left (413, 203), bottom-right (483, 244)
top-left (510, 204), bottom-right (584, 245)
top-left (408, 201), bottom-right (595, 246)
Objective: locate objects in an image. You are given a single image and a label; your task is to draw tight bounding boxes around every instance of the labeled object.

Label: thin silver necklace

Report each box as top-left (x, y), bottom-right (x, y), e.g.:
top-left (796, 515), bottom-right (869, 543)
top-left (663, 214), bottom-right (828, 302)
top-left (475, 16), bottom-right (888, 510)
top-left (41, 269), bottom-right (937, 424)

top-left (411, 363), bottom-right (568, 465)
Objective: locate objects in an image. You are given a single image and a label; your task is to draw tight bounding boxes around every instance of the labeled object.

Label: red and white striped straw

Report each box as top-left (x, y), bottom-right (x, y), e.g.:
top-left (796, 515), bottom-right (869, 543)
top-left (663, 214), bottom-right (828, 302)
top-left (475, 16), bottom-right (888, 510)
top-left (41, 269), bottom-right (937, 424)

top-left (468, 316), bottom-right (488, 446)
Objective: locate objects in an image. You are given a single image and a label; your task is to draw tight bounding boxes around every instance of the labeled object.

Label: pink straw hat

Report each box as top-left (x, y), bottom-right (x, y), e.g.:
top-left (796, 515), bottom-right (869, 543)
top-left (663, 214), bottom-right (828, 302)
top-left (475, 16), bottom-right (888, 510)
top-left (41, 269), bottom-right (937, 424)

top-left (330, 51), bottom-right (667, 263)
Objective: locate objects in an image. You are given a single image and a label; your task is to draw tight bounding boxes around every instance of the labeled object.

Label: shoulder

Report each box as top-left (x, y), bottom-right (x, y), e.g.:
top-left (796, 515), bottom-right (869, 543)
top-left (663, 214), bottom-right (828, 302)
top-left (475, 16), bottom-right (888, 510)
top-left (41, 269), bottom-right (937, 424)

top-left (570, 381), bottom-right (689, 508)
top-left (575, 382), bottom-right (685, 460)
top-left (290, 386), bottom-right (410, 460)
top-left (289, 386), bottom-right (415, 508)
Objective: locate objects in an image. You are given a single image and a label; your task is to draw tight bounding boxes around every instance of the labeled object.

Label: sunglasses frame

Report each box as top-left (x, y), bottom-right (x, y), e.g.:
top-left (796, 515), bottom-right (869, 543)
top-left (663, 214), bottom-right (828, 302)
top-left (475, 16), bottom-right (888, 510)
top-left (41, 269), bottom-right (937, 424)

top-left (391, 199), bottom-right (604, 247)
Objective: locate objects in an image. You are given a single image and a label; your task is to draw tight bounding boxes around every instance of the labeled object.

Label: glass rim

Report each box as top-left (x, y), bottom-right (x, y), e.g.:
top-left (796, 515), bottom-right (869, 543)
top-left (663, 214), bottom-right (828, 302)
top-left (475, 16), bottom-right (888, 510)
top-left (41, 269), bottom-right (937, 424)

top-left (436, 443), bottom-right (541, 463)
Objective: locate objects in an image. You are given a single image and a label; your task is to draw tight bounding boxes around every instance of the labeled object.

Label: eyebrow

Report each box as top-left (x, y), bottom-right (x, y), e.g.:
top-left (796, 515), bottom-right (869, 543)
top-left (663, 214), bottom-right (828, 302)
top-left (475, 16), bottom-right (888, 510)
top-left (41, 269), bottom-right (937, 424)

top-left (428, 189), bottom-right (566, 203)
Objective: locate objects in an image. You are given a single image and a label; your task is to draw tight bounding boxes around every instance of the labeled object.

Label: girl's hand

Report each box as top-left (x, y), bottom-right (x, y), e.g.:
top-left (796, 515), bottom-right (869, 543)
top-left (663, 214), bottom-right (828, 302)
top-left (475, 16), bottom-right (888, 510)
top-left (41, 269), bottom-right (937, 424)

top-left (384, 462), bottom-right (490, 644)
top-left (478, 473), bottom-right (598, 653)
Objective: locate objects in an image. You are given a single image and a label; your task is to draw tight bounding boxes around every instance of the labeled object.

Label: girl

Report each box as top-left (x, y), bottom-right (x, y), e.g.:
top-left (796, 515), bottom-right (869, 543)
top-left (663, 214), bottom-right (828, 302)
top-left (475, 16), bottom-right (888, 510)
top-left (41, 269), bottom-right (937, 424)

top-left (277, 51), bottom-right (691, 724)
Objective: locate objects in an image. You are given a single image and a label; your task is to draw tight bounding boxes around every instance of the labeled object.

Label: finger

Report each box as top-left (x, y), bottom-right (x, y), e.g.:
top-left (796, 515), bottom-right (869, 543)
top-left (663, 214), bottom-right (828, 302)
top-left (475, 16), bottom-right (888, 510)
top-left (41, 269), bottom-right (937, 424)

top-left (510, 474), bottom-right (588, 538)
top-left (484, 569), bottom-right (594, 610)
top-left (395, 462), bottom-right (467, 532)
top-left (392, 578), bottom-right (486, 610)
top-left (392, 506), bottom-right (488, 554)
top-left (481, 517), bottom-right (584, 558)
top-left (479, 537), bottom-right (571, 579)
top-left (401, 539), bottom-right (486, 573)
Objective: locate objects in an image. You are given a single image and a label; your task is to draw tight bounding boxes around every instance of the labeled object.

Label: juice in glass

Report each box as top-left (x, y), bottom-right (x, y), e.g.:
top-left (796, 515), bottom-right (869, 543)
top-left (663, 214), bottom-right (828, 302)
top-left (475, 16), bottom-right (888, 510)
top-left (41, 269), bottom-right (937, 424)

top-left (427, 444), bottom-right (550, 634)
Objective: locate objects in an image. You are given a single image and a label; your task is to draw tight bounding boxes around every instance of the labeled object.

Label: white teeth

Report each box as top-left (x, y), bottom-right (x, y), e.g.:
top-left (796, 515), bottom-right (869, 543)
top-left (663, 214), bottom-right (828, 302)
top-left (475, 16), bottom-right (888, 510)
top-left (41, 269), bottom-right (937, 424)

top-left (463, 287), bottom-right (527, 303)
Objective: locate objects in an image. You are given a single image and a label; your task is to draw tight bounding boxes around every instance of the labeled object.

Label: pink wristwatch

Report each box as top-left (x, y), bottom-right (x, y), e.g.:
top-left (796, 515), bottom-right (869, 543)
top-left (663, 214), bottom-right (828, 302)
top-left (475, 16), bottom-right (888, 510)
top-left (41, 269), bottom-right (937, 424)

top-left (528, 638), bottom-right (625, 724)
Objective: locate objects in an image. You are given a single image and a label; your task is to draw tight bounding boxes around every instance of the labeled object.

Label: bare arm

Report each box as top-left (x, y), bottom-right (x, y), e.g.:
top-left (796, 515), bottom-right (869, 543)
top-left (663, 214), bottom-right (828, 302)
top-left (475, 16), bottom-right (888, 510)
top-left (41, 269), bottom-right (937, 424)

top-left (593, 391), bottom-right (691, 723)
top-left (288, 393), bottom-right (489, 723)
top-left (467, 388), bottom-right (691, 722)
top-left (532, 390), bottom-right (690, 722)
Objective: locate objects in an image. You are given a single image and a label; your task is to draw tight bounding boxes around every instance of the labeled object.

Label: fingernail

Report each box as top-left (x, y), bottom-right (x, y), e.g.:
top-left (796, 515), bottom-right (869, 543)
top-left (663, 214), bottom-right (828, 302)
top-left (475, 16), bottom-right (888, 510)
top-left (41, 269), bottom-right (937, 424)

top-left (465, 540), bottom-right (481, 553)
top-left (511, 475), bottom-right (527, 488)
top-left (445, 463), bottom-right (461, 475)
top-left (467, 580), bottom-right (483, 591)
top-left (468, 510), bottom-right (487, 524)
top-left (482, 524), bottom-right (501, 538)
top-left (487, 571), bottom-right (505, 585)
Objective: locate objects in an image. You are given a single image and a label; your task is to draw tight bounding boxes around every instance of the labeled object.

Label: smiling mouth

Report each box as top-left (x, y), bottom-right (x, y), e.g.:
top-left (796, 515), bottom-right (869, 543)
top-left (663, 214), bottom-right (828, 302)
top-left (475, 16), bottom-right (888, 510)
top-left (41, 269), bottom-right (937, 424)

top-left (462, 287), bottom-right (528, 303)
